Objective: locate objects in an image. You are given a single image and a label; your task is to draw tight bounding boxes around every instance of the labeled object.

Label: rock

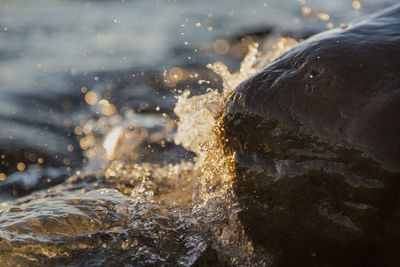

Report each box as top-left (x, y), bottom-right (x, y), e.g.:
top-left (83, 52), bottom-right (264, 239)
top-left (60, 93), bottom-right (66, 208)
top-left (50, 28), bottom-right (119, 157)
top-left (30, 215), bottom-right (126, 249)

top-left (221, 4), bottom-right (400, 267)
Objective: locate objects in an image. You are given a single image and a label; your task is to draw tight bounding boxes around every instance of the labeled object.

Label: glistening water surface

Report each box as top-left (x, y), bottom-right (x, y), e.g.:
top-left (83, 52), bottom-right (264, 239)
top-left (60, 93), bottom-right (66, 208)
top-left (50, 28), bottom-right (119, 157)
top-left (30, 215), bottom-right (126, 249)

top-left (0, 0), bottom-right (398, 266)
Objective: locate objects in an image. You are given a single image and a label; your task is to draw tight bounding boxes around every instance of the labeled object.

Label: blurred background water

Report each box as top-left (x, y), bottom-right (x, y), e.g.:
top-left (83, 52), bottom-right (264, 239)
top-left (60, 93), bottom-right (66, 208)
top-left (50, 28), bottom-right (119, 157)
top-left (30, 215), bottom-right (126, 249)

top-left (0, 0), bottom-right (397, 199)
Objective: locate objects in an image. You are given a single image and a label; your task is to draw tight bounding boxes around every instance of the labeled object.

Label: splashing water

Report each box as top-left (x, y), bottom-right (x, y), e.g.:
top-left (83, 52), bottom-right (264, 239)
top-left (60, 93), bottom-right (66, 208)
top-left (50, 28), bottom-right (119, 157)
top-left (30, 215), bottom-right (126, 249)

top-left (174, 37), bottom-right (298, 157)
top-left (173, 39), bottom-right (298, 265)
top-left (174, 39), bottom-right (298, 201)
top-left (75, 38), bottom-right (299, 265)
top-left (0, 37), bottom-right (299, 266)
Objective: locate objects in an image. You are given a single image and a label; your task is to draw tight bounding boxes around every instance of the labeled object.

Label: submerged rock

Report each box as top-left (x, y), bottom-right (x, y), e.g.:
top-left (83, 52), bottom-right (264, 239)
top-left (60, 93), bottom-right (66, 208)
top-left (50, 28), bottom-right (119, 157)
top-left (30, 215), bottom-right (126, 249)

top-left (221, 4), bottom-right (400, 267)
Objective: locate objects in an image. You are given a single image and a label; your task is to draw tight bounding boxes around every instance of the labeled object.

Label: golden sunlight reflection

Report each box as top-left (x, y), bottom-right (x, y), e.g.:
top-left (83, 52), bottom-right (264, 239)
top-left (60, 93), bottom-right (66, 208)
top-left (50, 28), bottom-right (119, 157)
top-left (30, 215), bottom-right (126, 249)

top-left (301, 6), bottom-right (332, 23)
top-left (168, 67), bottom-right (184, 84)
top-left (103, 127), bottom-right (124, 159)
top-left (84, 91), bottom-right (98, 106)
top-left (213, 39), bottom-right (230, 55)
top-left (99, 99), bottom-right (117, 116)
top-left (352, 1), bottom-right (361, 10)
top-left (17, 162), bottom-right (26, 171)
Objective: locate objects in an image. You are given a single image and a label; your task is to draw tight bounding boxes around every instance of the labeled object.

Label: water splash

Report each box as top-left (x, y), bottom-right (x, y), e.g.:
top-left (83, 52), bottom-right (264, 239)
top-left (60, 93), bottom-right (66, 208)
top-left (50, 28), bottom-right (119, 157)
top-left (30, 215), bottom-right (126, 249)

top-left (0, 36), bottom-right (299, 266)
top-left (173, 39), bottom-right (298, 265)
top-left (74, 38), bottom-right (299, 265)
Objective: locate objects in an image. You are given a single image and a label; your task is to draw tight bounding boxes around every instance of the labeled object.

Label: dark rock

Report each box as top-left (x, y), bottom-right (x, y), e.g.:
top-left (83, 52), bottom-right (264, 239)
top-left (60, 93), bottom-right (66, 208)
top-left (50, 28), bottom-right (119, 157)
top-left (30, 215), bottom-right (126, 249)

top-left (221, 4), bottom-right (400, 267)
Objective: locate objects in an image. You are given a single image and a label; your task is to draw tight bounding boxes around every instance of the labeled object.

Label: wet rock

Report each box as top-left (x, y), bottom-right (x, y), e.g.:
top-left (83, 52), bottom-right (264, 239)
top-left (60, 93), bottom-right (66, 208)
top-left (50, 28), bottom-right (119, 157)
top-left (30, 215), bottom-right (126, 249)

top-left (221, 4), bottom-right (400, 267)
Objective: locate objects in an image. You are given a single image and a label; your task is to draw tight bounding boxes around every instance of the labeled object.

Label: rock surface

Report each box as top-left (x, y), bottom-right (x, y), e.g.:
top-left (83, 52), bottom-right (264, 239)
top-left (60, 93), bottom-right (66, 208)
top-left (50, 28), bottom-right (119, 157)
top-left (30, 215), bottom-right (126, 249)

top-left (221, 4), bottom-right (400, 267)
